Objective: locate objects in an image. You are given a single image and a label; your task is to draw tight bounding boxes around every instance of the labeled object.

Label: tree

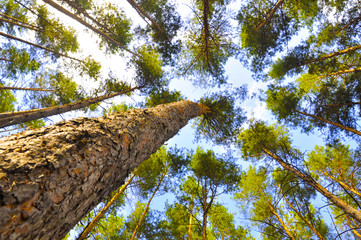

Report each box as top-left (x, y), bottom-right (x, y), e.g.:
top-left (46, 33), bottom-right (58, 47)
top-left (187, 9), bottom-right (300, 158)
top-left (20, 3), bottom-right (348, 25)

top-left (180, 0), bottom-right (237, 86)
top-left (0, 100), bottom-right (208, 239)
top-left (164, 147), bottom-right (244, 240)
top-left (238, 121), bottom-right (361, 225)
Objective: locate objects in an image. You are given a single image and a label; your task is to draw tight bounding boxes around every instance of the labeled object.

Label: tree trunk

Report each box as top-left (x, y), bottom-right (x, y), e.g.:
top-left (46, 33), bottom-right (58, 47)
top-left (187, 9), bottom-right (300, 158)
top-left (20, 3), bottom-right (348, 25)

top-left (256, 0), bottom-right (285, 31)
top-left (0, 16), bottom-right (41, 32)
top-left (187, 196), bottom-right (194, 240)
top-left (296, 110), bottom-right (361, 136)
top-left (305, 45), bottom-right (361, 65)
top-left (278, 185), bottom-right (326, 240)
top-left (0, 100), bottom-right (207, 240)
top-left (0, 86), bottom-right (55, 92)
top-left (258, 189), bottom-right (296, 240)
top-left (0, 86), bottom-right (139, 129)
top-left (77, 171), bottom-right (136, 240)
top-left (126, 0), bottom-right (163, 33)
top-left (43, 0), bottom-right (140, 58)
top-left (130, 166), bottom-right (168, 240)
top-left (263, 148), bottom-right (361, 223)
top-left (202, 0), bottom-right (210, 63)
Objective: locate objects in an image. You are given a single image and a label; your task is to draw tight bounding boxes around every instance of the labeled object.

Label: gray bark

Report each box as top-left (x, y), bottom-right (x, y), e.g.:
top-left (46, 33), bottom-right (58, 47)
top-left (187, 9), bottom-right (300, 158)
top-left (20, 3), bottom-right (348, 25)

top-left (0, 100), bottom-right (206, 240)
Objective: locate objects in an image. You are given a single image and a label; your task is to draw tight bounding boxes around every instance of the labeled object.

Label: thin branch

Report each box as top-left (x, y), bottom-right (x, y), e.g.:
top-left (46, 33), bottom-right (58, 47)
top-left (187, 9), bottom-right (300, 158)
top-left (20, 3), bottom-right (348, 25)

top-left (77, 172), bottom-right (136, 240)
top-left (0, 86), bottom-right (55, 92)
top-left (126, 0), bottom-right (163, 33)
top-left (0, 16), bottom-right (41, 32)
top-left (0, 86), bottom-right (141, 128)
top-left (43, 0), bottom-right (141, 58)
top-left (0, 31), bottom-right (84, 62)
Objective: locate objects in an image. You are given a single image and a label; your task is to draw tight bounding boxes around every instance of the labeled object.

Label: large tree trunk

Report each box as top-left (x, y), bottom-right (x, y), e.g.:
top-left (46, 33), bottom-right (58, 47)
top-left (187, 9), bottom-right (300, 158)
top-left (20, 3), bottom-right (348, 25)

top-left (0, 100), bottom-right (206, 240)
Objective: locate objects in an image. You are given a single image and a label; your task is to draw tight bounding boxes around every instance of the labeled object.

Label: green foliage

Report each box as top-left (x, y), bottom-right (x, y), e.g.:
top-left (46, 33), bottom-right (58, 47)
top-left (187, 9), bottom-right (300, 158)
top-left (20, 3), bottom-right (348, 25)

top-left (79, 57), bottom-right (102, 80)
top-left (19, 119), bottom-right (46, 129)
top-left (238, 0), bottom-right (319, 74)
top-left (138, 0), bottom-right (181, 65)
top-left (36, 5), bottom-right (79, 55)
top-left (190, 147), bottom-right (240, 192)
top-left (265, 84), bottom-right (304, 126)
top-left (0, 0), bottom-right (28, 34)
top-left (195, 86), bottom-right (247, 144)
top-left (36, 72), bottom-right (82, 107)
top-left (165, 202), bottom-right (198, 238)
top-left (74, 0), bottom-right (93, 10)
top-left (131, 45), bottom-right (166, 93)
top-left (103, 102), bottom-right (133, 116)
top-left (307, 142), bottom-right (361, 191)
top-left (0, 84), bottom-right (16, 113)
top-left (145, 88), bottom-right (183, 107)
top-left (238, 121), bottom-right (293, 161)
top-left (101, 76), bottom-right (133, 94)
top-left (1, 46), bottom-right (40, 79)
top-left (181, 1), bottom-right (238, 86)
top-left (135, 146), bottom-right (170, 198)
top-left (95, 3), bottom-right (133, 54)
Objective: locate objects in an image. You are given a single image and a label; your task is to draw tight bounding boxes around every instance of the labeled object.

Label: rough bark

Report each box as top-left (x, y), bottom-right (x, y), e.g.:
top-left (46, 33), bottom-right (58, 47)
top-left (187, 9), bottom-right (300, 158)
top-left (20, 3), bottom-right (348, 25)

top-left (0, 100), bottom-right (207, 240)
top-left (77, 172), bottom-right (136, 240)
top-left (0, 86), bottom-right (139, 129)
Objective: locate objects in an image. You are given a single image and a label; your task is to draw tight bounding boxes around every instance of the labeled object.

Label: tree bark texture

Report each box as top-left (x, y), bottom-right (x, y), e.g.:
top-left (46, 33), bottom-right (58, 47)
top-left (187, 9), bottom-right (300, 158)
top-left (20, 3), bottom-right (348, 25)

top-left (0, 100), bottom-right (206, 240)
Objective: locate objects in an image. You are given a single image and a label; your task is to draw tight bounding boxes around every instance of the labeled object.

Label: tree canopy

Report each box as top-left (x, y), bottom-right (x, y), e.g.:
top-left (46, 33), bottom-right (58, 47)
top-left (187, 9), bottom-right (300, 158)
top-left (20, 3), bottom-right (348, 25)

top-left (1, 0), bottom-right (361, 239)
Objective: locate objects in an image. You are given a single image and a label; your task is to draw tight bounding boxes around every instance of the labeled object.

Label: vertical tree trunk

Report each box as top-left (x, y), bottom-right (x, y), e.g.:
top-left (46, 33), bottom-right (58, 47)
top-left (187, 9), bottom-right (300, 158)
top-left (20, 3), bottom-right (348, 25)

top-left (187, 197), bottom-right (194, 240)
top-left (130, 166), bottom-right (168, 240)
top-left (0, 100), bottom-right (207, 240)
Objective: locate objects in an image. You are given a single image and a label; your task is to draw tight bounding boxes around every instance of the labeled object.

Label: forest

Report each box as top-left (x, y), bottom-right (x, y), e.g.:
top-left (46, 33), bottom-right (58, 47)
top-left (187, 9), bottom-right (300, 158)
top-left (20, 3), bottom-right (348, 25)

top-left (0, 0), bottom-right (361, 239)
